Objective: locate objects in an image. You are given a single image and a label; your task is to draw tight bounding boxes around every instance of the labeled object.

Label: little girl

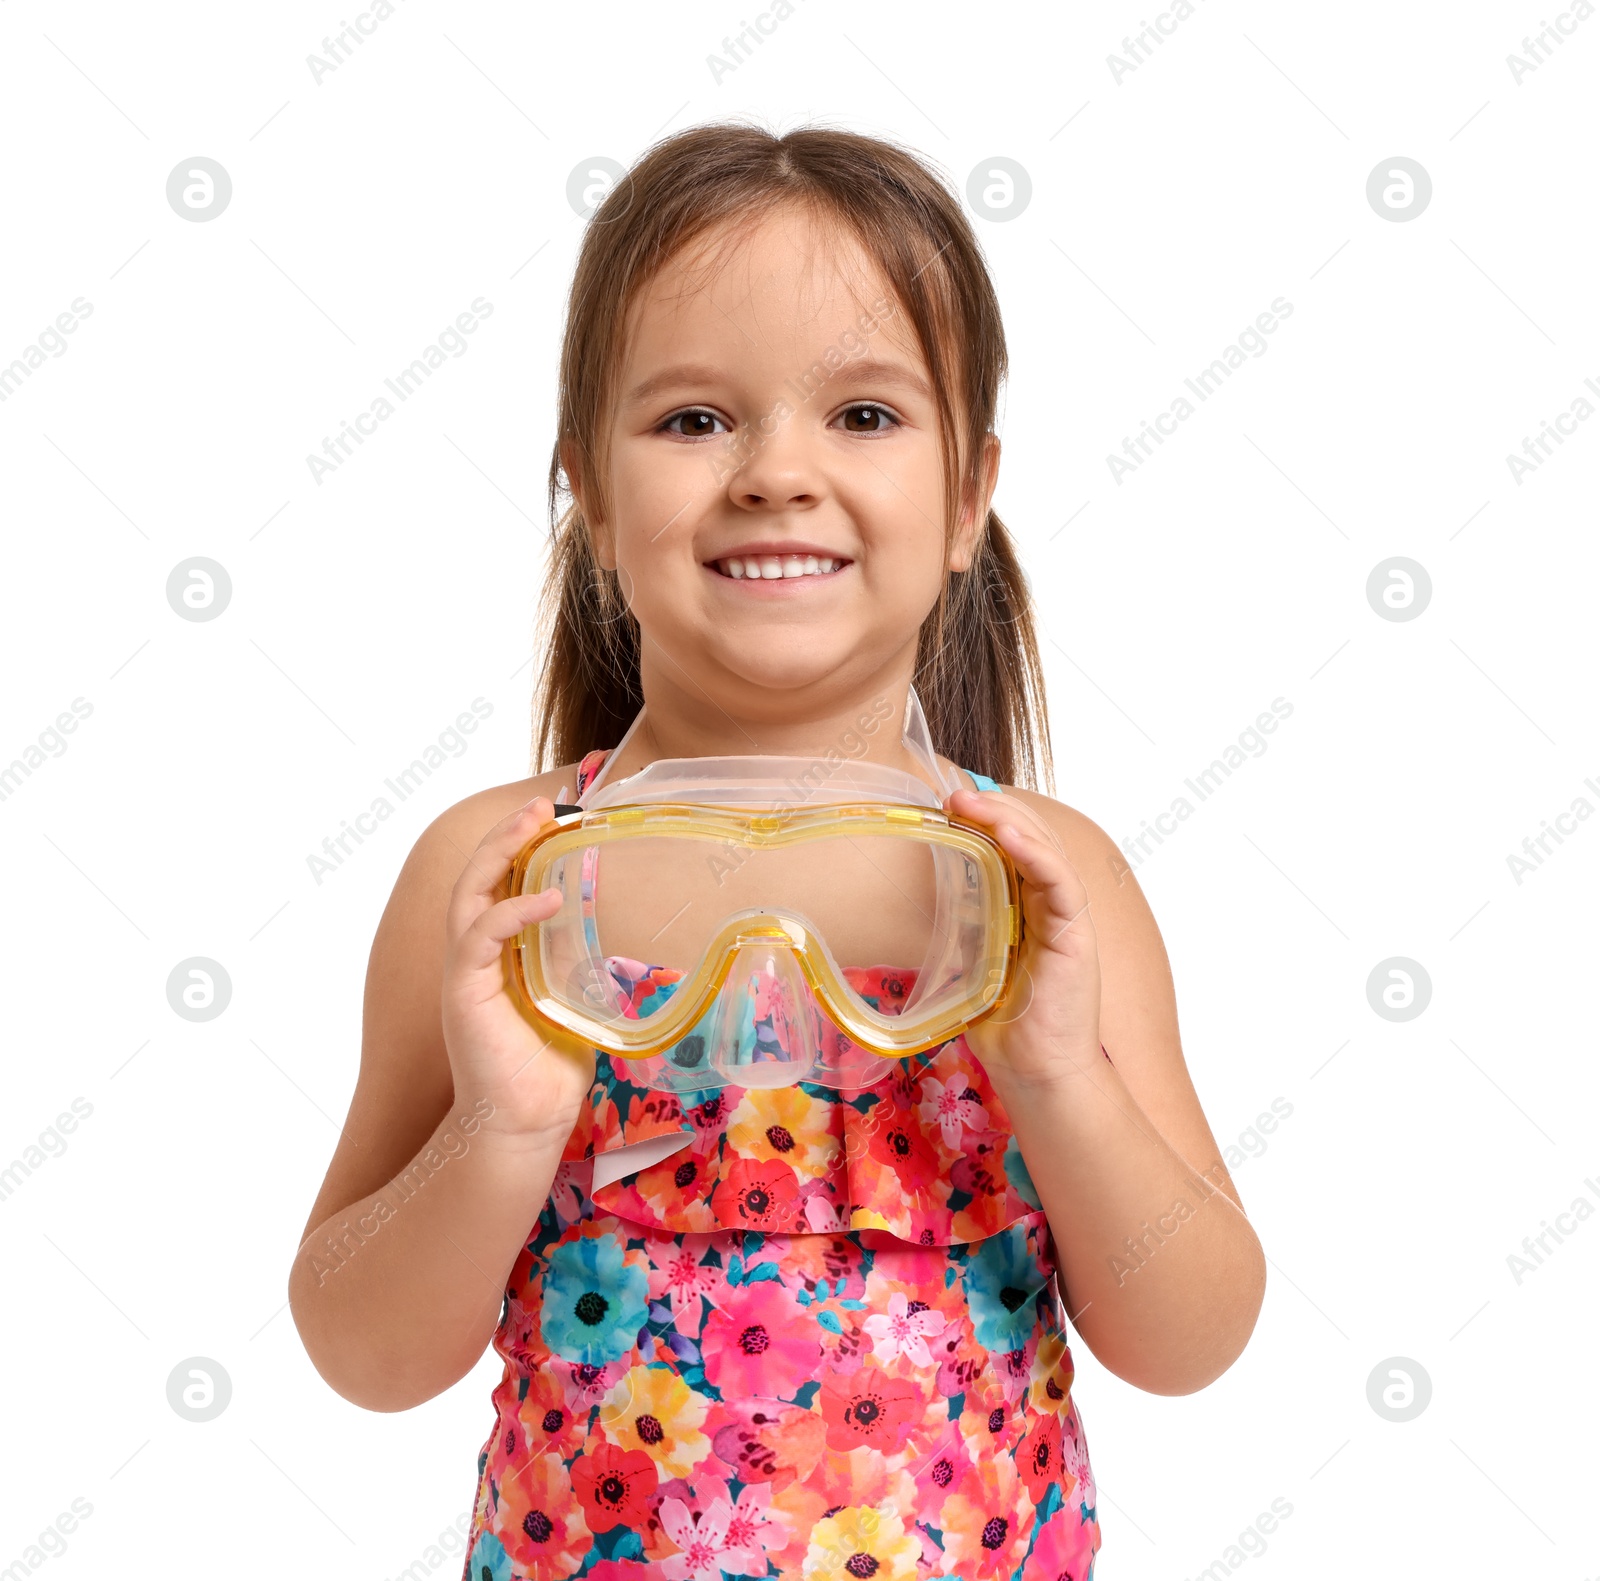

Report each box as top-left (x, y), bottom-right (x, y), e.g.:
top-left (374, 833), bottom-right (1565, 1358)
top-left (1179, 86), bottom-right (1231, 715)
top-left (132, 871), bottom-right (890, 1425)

top-left (289, 123), bottom-right (1266, 1581)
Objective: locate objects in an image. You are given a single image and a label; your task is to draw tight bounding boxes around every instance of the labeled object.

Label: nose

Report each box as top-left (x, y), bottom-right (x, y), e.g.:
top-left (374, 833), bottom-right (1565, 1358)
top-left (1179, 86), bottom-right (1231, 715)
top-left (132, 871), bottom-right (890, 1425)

top-left (725, 415), bottom-right (823, 513)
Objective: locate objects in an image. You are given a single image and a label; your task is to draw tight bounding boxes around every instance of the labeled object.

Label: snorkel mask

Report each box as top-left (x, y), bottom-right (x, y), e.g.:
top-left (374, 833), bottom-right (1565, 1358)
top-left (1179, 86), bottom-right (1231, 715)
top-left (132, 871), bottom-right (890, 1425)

top-left (504, 688), bottom-right (1023, 1092)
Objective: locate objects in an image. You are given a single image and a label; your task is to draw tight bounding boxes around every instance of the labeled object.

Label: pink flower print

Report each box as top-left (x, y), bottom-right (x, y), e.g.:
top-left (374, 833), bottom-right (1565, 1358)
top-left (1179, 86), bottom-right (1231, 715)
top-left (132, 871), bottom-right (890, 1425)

top-left (647, 1234), bottom-right (724, 1338)
top-left (701, 1281), bottom-right (821, 1399)
top-left (1060, 1404), bottom-right (1096, 1506)
top-left (995, 1334), bottom-right (1039, 1404)
top-left (549, 1354), bottom-right (629, 1414)
top-left (548, 1160), bottom-right (588, 1228)
top-left (1022, 1507), bottom-right (1095, 1581)
top-left (684, 1088), bottom-right (734, 1149)
top-left (659, 1496), bottom-right (730, 1581)
top-left (718, 1483), bottom-right (779, 1577)
top-left (801, 1190), bottom-right (849, 1234)
top-left (918, 1073), bottom-right (989, 1149)
top-left (864, 1289), bottom-right (949, 1368)
top-left (910, 1424), bottom-right (974, 1529)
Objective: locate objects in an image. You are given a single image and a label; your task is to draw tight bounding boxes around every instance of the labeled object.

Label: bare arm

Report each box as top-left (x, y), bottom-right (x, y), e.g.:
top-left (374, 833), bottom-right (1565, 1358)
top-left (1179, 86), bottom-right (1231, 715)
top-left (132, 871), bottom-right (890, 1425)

top-left (954, 787), bottom-right (1266, 1396)
top-left (287, 775), bottom-right (593, 1412)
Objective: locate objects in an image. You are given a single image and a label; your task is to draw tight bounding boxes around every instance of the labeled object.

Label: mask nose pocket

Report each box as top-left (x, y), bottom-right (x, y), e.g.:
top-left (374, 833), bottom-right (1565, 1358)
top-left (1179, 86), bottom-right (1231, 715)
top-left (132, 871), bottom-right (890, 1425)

top-left (708, 938), bottom-right (823, 1088)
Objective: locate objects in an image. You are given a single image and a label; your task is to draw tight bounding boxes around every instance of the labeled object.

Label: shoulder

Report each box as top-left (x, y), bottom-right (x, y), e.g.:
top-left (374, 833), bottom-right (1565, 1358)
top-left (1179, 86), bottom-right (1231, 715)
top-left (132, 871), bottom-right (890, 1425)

top-left (391, 761), bottom-right (588, 899)
top-left (979, 784), bottom-right (1133, 902)
top-left (934, 760), bottom-right (1139, 913)
top-left (971, 782), bottom-right (1175, 1017)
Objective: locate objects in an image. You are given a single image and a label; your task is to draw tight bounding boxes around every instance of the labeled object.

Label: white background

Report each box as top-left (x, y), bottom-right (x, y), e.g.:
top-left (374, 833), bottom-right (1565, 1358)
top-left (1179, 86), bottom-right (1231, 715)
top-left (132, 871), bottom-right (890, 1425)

top-left (2, 1), bottom-right (1597, 1577)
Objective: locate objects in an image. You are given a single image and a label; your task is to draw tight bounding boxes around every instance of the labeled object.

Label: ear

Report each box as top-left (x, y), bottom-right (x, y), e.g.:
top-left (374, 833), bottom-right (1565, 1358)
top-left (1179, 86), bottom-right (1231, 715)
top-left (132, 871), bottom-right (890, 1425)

top-left (949, 433), bottom-right (1001, 573)
top-left (561, 439), bottom-right (613, 568)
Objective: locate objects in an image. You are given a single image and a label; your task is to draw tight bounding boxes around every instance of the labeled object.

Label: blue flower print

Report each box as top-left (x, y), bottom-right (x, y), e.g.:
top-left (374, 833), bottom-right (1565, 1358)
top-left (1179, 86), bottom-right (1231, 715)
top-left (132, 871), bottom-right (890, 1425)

top-left (538, 1232), bottom-right (649, 1365)
top-left (965, 1223), bottom-right (1046, 1352)
top-left (465, 1529), bottom-right (512, 1581)
top-left (1004, 1133), bottom-right (1041, 1210)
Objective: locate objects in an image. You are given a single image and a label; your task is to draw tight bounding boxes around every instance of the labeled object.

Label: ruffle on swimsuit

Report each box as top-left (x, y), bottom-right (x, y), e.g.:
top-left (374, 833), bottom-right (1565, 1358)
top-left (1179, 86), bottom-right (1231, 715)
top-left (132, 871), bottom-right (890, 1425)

top-left (561, 1023), bottom-right (1048, 1249)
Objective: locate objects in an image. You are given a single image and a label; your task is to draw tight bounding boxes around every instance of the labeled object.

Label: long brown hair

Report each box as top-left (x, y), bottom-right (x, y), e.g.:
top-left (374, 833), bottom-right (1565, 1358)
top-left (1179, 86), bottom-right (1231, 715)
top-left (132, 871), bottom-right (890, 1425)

top-left (533, 122), bottom-right (1054, 792)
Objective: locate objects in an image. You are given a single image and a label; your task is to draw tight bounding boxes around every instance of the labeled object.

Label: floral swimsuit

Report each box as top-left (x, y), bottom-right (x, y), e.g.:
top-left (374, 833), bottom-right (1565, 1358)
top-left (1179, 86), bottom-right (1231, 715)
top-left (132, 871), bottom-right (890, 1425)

top-left (462, 750), bottom-right (1102, 1581)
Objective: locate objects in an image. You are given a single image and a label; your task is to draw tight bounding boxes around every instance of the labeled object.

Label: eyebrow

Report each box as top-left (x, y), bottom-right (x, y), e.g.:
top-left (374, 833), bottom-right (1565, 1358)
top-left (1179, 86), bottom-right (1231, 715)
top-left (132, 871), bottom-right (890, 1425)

top-left (622, 355), bottom-right (932, 405)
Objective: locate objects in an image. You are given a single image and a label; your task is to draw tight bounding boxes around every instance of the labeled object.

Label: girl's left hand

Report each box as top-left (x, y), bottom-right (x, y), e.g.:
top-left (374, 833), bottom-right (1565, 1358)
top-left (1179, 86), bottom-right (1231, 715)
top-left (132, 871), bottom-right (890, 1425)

top-left (943, 786), bottom-right (1104, 1089)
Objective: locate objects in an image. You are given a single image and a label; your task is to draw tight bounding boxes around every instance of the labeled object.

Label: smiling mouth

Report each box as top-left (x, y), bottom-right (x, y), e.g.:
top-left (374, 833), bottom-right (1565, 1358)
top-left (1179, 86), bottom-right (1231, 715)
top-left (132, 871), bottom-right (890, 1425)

top-left (709, 554), bottom-right (851, 580)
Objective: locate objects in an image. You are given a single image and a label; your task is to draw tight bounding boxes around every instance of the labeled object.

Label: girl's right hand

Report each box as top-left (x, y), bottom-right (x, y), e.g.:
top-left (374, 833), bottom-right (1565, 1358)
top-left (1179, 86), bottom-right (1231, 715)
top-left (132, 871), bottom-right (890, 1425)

top-left (439, 794), bottom-right (595, 1147)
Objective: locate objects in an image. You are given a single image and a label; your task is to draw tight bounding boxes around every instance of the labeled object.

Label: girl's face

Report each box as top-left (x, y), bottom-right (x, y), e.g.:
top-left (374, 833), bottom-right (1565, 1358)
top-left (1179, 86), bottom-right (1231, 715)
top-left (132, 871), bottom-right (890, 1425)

top-left (585, 205), bottom-right (994, 717)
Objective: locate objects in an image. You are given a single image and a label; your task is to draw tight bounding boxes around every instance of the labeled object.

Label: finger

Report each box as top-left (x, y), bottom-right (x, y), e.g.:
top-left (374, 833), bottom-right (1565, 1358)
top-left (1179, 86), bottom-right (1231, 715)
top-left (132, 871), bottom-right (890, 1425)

top-left (987, 819), bottom-right (1093, 950)
top-left (452, 888), bottom-right (565, 977)
top-left (945, 786), bottom-right (1064, 854)
top-left (448, 795), bottom-right (559, 925)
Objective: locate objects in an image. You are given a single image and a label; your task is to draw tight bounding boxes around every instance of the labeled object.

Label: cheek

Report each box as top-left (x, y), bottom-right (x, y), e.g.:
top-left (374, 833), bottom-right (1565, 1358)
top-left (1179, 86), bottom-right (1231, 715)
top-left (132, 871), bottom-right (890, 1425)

top-left (605, 442), bottom-right (722, 567)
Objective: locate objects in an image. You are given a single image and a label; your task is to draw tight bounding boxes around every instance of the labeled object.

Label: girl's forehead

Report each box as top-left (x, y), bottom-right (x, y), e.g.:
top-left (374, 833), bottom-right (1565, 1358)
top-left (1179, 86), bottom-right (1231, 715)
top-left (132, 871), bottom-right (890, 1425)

top-left (626, 207), bottom-right (916, 357)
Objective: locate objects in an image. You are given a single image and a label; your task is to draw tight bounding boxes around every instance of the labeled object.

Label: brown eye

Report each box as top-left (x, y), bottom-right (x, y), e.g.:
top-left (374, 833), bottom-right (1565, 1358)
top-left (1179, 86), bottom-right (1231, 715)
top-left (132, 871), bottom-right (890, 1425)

top-left (662, 409), bottom-right (725, 438)
top-left (836, 404), bottom-right (895, 433)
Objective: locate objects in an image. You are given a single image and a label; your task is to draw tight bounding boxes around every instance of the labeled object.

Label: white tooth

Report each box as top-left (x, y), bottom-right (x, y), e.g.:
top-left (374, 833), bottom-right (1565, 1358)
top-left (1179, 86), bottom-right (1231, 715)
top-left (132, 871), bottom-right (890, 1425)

top-left (743, 558), bottom-right (763, 579)
top-left (803, 555), bottom-right (818, 575)
top-left (782, 556), bottom-right (805, 578)
top-left (819, 558), bottom-right (835, 573)
top-left (760, 557), bottom-right (783, 579)
top-left (725, 559), bottom-right (743, 578)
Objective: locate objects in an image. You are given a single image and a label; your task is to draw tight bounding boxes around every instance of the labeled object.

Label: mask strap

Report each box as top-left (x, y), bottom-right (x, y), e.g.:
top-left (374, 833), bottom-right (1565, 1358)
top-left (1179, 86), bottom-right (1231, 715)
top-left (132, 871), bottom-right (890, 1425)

top-left (576, 706), bottom-right (650, 809)
top-left (578, 687), bottom-right (955, 805)
top-left (902, 684), bottom-right (960, 800)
